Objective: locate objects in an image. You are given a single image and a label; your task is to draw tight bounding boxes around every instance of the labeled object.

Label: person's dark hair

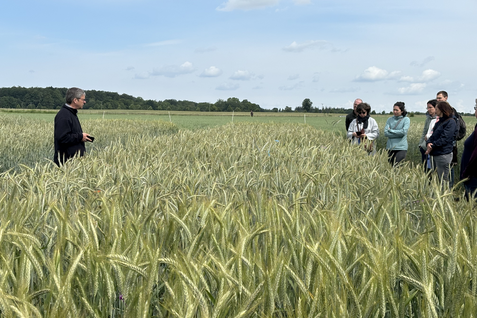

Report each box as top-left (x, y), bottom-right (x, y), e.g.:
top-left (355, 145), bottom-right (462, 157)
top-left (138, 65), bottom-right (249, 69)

top-left (437, 91), bottom-right (448, 99)
top-left (427, 99), bottom-right (437, 107)
top-left (436, 101), bottom-right (453, 118)
top-left (394, 101), bottom-right (407, 117)
top-left (65, 87), bottom-right (85, 104)
top-left (356, 102), bottom-right (371, 114)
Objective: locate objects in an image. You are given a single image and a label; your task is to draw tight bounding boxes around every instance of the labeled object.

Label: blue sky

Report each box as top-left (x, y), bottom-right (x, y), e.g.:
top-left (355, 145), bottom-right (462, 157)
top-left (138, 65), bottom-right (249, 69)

top-left (1, 0), bottom-right (476, 112)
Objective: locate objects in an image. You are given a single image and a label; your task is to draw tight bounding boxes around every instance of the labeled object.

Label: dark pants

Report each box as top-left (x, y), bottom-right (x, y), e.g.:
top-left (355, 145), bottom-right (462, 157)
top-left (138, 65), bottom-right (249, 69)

top-left (464, 177), bottom-right (477, 201)
top-left (419, 146), bottom-right (429, 171)
top-left (388, 150), bottom-right (407, 166)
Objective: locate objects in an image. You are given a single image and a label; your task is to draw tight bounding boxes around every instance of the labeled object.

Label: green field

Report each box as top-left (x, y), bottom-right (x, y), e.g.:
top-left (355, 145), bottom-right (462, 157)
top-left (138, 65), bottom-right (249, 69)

top-left (1, 110), bottom-right (477, 317)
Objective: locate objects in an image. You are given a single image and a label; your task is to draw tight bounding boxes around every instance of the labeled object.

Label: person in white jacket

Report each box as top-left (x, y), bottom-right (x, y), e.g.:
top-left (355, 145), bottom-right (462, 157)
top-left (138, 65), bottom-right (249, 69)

top-left (347, 102), bottom-right (379, 154)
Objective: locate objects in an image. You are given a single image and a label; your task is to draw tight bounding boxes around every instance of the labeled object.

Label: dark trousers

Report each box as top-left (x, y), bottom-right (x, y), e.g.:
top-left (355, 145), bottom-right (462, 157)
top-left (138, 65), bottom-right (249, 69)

top-left (388, 150), bottom-right (407, 166)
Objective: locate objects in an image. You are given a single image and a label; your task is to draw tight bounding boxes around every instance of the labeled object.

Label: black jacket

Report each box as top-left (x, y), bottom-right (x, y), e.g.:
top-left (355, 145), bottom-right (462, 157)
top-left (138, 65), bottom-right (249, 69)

top-left (426, 115), bottom-right (458, 156)
top-left (54, 105), bottom-right (85, 165)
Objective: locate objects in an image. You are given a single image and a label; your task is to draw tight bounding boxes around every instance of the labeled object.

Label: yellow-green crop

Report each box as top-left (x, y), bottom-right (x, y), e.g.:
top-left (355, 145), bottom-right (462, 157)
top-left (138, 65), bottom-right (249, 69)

top-left (0, 117), bottom-right (476, 317)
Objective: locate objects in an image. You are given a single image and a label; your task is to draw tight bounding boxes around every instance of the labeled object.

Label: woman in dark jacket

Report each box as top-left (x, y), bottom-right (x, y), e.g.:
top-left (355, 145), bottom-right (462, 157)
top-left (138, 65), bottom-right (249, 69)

top-left (425, 101), bottom-right (458, 185)
top-left (460, 99), bottom-right (477, 200)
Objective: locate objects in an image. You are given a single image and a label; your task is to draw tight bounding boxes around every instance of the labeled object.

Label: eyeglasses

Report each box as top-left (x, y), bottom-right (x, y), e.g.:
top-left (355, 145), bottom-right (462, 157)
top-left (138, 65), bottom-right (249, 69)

top-left (76, 98), bottom-right (86, 102)
top-left (358, 111), bottom-right (366, 114)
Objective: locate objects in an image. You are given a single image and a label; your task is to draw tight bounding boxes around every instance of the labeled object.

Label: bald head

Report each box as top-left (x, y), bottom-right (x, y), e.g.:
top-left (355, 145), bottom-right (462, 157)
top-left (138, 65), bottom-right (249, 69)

top-left (353, 99), bottom-right (363, 114)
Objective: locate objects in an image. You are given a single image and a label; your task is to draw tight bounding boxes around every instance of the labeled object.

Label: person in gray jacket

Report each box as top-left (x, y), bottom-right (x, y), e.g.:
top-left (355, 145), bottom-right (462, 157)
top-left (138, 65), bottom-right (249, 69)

top-left (419, 99), bottom-right (437, 169)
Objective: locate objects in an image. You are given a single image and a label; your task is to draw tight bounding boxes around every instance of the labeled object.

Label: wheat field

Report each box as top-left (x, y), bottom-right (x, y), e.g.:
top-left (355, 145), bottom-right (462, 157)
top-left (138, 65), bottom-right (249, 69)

top-left (1, 115), bottom-right (476, 317)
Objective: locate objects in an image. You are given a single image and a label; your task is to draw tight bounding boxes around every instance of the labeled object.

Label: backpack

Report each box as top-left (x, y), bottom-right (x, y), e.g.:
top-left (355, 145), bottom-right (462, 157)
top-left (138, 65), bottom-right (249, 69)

top-left (453, 108), bottom-right (466, 141)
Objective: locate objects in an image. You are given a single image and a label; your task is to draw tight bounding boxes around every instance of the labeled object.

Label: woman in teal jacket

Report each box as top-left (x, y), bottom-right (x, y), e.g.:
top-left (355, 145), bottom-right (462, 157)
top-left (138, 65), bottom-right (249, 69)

top-left (384, 101), bottom-right (411, 165)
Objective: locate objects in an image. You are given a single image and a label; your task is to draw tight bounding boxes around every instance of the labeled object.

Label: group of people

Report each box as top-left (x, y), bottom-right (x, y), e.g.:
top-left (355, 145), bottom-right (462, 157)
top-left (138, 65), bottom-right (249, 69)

top-left (346, 91), bottom-right (477, 200)
top-left (53, 87), bottom-right (477, 200)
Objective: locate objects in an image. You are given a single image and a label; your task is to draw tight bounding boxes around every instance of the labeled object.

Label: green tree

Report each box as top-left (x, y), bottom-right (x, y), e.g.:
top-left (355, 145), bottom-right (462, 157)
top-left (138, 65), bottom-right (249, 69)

top-left (302, 98), bottom-right (312, 112)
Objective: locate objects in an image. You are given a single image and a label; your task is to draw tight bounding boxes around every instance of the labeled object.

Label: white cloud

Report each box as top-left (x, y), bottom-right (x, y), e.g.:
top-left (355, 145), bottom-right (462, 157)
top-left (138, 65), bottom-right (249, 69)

top-left (230, 70), bottom-right (252, 80)
top-left (151, 61), bottom-right (195, 78)
top-left (217, 0), bottom-right (279, 11)
top-left (398, 83), bottom-right (426, 95)
top-left (399, 76), bottom-right (414, 82)
top-left (398, 69), bottom-right (440, 83)
top-left (200, 66), bottom-right (222, 77)
top-left (230, 70), bottom-right (263, 81)
top-left (419, 69), bottom-right (440, 81)
top-left (355, 66), bottom-right (400, 82)
top-left (216, 82), bottom-right (240, 90)
top-left (283, 40), bottom-right (330, 52)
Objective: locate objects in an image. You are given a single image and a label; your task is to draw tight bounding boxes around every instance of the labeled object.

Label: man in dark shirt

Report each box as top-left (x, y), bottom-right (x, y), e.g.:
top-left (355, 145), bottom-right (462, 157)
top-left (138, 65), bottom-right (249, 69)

top-left (54, 87), bottom-right (92, 166)
top-left (345, 98), bottom-right (363, 131)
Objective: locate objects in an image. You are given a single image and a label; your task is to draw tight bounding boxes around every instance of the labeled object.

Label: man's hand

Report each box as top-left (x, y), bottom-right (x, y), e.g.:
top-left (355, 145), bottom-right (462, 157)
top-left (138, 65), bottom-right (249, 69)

top-left (82, 133), bottom-right (91, 142)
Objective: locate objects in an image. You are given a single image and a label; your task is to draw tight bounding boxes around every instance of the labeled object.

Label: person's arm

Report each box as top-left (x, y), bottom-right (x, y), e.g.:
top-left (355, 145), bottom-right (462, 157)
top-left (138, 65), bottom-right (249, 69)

top-left (385, 117), bottom-right (410, 138)
top-left (55, 114), bottom-right (83, 145)
top-left (419, 117), bottom-right (430, 145)
top-left (365, 118), bottom-right (379, 140)
top-left (384, 118), bottom-right (391, 137)
top-left (425, 119), bottom-right (436, 140)
top-left (430, 120), bottom-right (456, 148)
top-left (347, 120), bottom-right (356, 139)
top-left (462, 130), bottom-right (477, 179)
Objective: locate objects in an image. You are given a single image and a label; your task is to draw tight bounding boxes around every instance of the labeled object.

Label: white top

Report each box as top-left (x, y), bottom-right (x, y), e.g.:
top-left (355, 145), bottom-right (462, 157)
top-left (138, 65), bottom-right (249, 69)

top-left (347, 117), bottom-right (380, 143)
top-left (425, 118), bottom-right (438, 140)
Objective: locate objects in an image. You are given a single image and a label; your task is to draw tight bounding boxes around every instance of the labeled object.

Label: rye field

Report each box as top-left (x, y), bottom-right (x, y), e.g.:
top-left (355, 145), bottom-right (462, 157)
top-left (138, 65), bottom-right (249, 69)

top-left (1, 110), bottom-right (477, 317)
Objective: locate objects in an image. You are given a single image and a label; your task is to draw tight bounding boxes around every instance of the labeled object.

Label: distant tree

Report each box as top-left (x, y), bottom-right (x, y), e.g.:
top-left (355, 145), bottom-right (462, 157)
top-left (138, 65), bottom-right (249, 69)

top-left (272, 108), bottom-right (278, 112)
top-left (302, 98), bottom-right (312, 112)
top-left (283, 106), bottom-right (292, 112)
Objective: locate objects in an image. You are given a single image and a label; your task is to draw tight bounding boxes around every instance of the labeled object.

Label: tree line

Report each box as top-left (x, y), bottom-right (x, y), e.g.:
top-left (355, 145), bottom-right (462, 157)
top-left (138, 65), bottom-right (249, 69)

top-left (0, 87), bottom-right (266, 112)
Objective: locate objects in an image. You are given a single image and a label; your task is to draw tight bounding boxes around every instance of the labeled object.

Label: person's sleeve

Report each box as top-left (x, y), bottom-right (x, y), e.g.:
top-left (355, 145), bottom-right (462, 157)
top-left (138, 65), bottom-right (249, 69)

top-left (462, 128), bottom-right (477, 179)
top-left (384, 118), bottom-right (391, 137)
top-left (366, 118), bottom-right (379, 140)
top-left (430, 120), bottom-right (456, 148)
top-left (347, 120), bottom-right (355, 139)
top-left (55, 114), bottom-right (83, 145)
top-left (385, 117), bottom-right (410, 138)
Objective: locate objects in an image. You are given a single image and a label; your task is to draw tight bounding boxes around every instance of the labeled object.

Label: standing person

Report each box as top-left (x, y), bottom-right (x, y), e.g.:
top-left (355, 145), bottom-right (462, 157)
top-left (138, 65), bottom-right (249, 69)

top-left (250, 110), bottom-right (253, 117)
top-left (54, 87), bottom-right (92, 166)
top-left (347, 102), bottom-right (379, 154)
top-left (460, 99), bottom-right (477, 200)
top-left (436, 90), bottom-right (465, 187)
top-left (425, 101), bottom-right (458, 185)
top-left (384, 102), bottom-right (410, 165)
top-left (345, 98), bottom-right (363, 131)
top-left (419, 99), bottom-right (437, 168)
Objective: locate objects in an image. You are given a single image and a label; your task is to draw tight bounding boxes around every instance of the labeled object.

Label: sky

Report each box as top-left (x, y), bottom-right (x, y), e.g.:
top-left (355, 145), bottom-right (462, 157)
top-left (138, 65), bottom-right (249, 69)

top-left (1, 0), bottom-right (476, 113)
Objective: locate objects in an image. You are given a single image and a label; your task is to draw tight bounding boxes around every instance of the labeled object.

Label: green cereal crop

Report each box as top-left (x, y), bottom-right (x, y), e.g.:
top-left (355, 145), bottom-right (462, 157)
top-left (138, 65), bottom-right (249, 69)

top-left (1, 116), bottom-right (477, 317)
